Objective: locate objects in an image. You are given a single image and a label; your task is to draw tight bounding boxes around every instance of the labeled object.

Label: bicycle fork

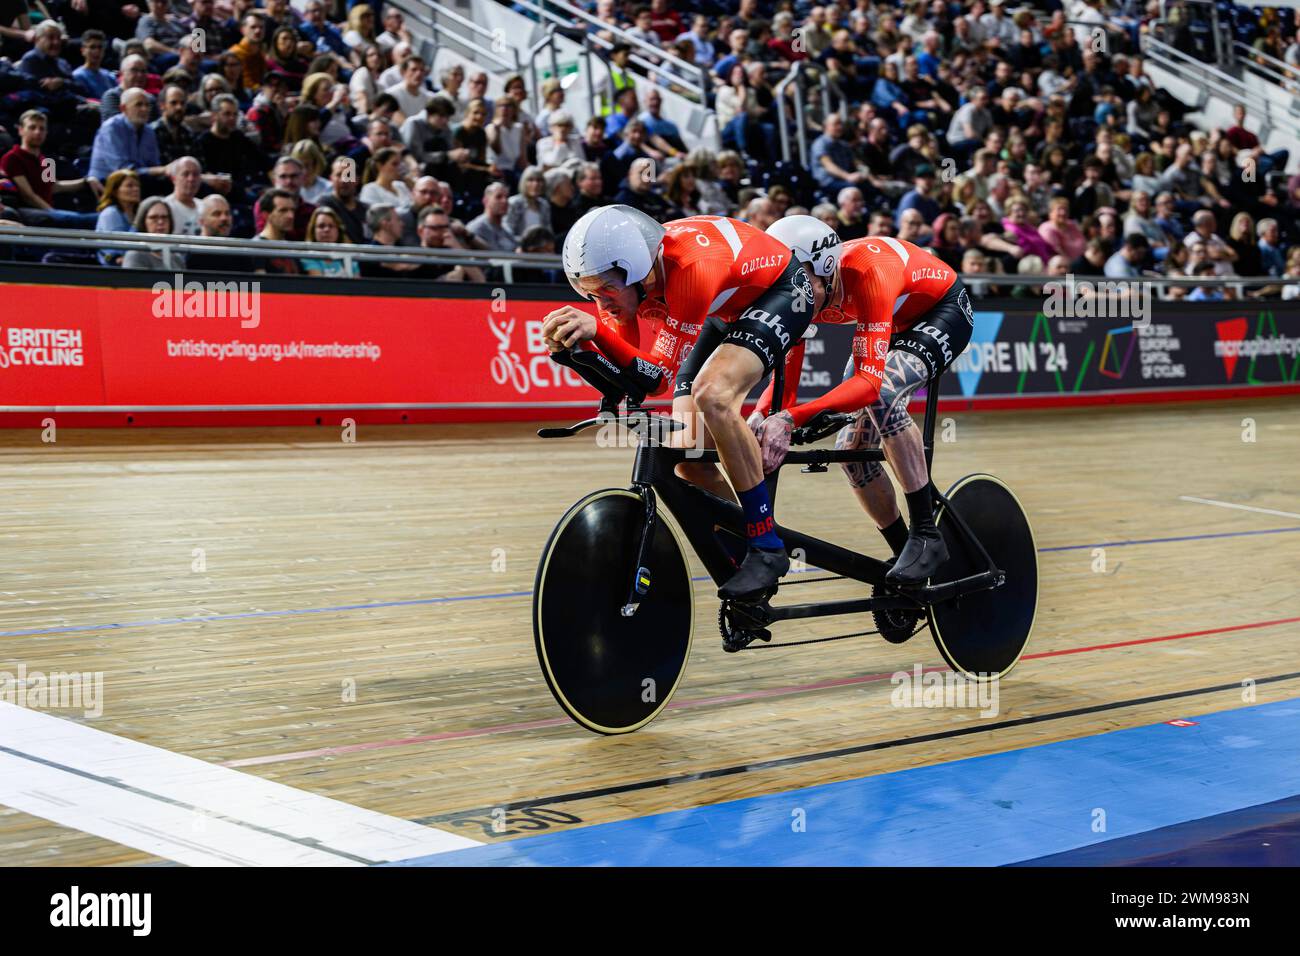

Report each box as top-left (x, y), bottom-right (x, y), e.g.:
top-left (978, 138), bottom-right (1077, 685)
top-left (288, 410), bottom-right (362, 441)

top-left (620, 485), bottom-right (659, 618)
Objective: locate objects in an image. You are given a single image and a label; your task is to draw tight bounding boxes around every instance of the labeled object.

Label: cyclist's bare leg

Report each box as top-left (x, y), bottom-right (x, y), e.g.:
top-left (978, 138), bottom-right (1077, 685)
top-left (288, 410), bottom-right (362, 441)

top-left (694, 343), bottom-right (794, 597)
top-left (850, 481), bottom-right (901, 526)
top-left (881, 420), bottom-right (929, 494)
top-left (866, 351), bottom-right (946, 583)
top-left (836, 351), bottom-right (938, 561)
top-left (691, 344), bottom-right (766, 494)
top-left (670, 393), bottom-right (736, 503)
top-left (837, 418), bottom-right (902, 527)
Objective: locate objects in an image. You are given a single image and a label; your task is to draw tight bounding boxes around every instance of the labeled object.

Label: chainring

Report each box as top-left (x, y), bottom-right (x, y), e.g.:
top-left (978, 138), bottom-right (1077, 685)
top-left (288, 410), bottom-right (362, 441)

top-left (718, 601), bottom-right (772, 653)
top-left (871, 583), bottom-right (924, 644)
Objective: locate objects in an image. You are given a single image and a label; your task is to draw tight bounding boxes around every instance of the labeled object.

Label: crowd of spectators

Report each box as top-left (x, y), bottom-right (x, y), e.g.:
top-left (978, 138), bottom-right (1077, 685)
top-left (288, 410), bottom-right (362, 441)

top-left (0, 0), bottom-right (1297, 296)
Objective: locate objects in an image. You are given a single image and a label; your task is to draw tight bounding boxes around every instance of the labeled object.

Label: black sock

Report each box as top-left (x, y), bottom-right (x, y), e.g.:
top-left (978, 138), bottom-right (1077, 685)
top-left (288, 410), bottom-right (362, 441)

top-left (880, 515), bottom-right (909, 556)
top-left (904, 485), bottom-right (937, 536)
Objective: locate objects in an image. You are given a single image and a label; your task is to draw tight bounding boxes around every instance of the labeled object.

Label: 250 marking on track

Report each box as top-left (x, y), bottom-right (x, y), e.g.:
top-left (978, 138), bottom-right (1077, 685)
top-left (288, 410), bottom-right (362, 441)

top-left (447, 806), bottom-right (584, 839)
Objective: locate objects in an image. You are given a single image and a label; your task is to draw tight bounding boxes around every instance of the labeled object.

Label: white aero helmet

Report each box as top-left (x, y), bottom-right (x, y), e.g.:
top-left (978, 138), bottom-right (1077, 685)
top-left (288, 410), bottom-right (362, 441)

top-left (562, 204), bottom-right (666, 298)
top-left (766, 214), bottom-right (842, 286)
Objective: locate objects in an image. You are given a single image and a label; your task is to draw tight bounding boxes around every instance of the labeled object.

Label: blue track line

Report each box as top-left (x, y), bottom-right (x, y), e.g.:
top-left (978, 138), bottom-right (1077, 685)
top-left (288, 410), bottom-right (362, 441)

top-left (1038, 525), bottom-right (1300, 552)
top-left (0, 591), bottom-right (533, 637)
top-left (3, 525), bottom-right (1298, 639)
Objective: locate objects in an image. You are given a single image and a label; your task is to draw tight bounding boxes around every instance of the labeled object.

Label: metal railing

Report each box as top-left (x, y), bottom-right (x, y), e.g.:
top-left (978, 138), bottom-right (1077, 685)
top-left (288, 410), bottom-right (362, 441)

top-left (1142, 33), bottom-right (1299, 142)
top-left (522, 27), bottom-right (562, 118)
top-left (774, 61), bottom-right (810, 166)
top-left (389, 0), bottom-right (520, 74)
top-left (1234, 39), bottom-right (1300, 94)
top-left (772, 61), bottom-right (849, 167)
top-left (507, 0), bottom-right (712, 108)
top-left (823, 74), bottom-right (849, 123)
top-left (0, 227), bottom-right (558, 283)
top-left (1152, 0), bottom-right (1226, 62)
top-left (1, 227), bottom-right (1294, 298)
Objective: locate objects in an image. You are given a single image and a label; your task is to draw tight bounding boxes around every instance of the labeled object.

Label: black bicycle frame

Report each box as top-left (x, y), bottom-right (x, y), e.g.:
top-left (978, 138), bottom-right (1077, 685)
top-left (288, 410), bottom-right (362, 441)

top-left (620, 369), bottom-right (1000, 622)
top-left (543, 350), bottom-right (1001, 618)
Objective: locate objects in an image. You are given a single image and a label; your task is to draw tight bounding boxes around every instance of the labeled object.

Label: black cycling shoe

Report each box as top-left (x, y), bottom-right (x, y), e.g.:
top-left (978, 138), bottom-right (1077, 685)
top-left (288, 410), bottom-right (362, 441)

top-left (885, 529), bottom-right (948, 585)
top-left (718, 547), bottom-right (790, 600)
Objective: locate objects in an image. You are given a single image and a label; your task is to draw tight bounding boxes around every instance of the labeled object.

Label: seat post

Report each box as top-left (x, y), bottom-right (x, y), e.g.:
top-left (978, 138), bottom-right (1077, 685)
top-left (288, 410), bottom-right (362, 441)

top-left (764, 355), bottom-right (786, 507)
top-left (922, 369), bottom-right (942, 473)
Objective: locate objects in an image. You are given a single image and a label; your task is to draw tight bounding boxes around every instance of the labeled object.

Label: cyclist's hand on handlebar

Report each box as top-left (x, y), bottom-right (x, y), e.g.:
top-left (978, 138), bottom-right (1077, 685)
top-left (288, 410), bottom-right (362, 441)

top-left (541, 306), bottom-right (597, 351)
top-left (755, 411), bottom-right (795, 474)
top-left (746, 408), bottom-right (767, 436)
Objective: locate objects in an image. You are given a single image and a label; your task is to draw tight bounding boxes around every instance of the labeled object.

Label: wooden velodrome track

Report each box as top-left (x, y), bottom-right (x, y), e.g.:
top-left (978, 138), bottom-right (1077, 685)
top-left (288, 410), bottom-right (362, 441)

top-left (1, 397), bottom-right (1297, 865)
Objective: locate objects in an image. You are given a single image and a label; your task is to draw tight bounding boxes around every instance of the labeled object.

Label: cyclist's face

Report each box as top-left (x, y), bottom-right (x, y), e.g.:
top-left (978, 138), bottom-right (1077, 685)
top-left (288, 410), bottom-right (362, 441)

top-left (577, 275), bottom-right (639, 319)
top-left (807, 270), bottom-right (832, 312)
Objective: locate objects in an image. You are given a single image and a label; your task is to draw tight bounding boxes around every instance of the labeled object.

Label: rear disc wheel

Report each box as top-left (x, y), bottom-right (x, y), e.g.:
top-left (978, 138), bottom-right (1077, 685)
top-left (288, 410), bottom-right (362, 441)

top-left (928, 474), bottom-right (1038, 680)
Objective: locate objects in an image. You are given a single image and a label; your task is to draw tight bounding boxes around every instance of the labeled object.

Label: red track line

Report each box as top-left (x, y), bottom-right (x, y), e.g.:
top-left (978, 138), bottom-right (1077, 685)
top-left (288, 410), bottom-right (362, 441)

top-left (222, 615), bottom-right (1300, 769)
top-left (224, 667), bottom-right (933, 767)
top-left (1024, 615), bottom-right (1300, 658)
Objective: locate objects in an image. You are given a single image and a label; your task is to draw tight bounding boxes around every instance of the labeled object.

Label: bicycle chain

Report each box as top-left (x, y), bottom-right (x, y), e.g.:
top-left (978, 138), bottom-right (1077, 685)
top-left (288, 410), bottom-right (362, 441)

top-left (733, 620), bottom-right (928, 651)
top-left (723, 571), bottom-right (928, 650)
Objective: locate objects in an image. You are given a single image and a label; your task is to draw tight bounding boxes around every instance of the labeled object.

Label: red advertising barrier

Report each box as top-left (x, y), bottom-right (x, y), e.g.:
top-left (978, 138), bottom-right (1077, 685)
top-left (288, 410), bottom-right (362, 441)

top-left (1, 278), bottom-right (1298, 427)
top-left (1, 281), bottom-right (605, 426)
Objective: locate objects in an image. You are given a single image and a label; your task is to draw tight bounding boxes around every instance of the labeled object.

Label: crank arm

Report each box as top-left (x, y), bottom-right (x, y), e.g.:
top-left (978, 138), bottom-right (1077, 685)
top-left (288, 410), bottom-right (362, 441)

top-left (765, 593), bottom-right (922, 622)
top-left (726, 597), bottom-right (774, 630)
top-left (896, 569), bottom-right (1005, 604)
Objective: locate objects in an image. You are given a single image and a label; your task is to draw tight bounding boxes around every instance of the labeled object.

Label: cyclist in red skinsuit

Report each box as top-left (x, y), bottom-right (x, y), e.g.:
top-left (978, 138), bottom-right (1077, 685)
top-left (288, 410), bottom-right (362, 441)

top-left (757, 236), bottom-right (960, 422)
top-left (582, 215), bottom-right (795, 396)
top-left (544, 207), bottom-right (829, 599)
top-left (754, 229), bottom-right (975, 583)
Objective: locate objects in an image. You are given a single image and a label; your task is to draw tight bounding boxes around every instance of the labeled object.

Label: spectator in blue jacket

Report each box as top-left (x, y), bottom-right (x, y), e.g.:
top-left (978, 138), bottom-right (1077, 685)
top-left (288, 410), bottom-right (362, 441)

top-left (89, 88), bottom-right (166, 182)
top-left (94, 169), bottom-right (142, 265)
top-left (300, 0), bottom-right (354, 64)
top-left (17, 21), bottom-right (77, 87)
top-left (1257, 219), bottom-right (1286, 276)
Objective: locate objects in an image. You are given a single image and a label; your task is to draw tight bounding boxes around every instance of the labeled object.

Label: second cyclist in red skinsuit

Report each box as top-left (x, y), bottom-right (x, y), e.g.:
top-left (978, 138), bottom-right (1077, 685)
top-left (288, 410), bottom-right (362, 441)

top-left (756, 236), bottom-right (962, 422)
top-left (753, 227), bottom-right (975, 584)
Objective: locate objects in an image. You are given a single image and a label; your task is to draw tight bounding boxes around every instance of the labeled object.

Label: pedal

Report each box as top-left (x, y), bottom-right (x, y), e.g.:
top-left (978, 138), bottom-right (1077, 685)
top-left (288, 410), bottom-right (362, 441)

top-left (733, 585), bottom-right (777, 604)
top-left (729, 588), bottom-right (775, 620)
top-left (888, 576), bottom-right (930, 592)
